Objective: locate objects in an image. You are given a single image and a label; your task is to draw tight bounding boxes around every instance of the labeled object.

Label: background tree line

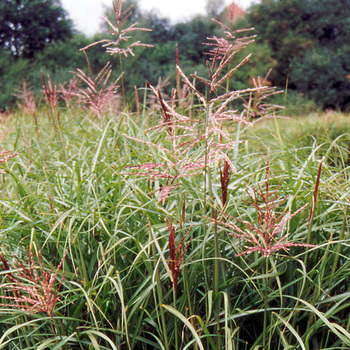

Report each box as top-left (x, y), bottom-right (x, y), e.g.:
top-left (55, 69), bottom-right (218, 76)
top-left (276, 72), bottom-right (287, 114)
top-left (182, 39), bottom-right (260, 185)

top-left (0, 0), bottom-right (349, 111)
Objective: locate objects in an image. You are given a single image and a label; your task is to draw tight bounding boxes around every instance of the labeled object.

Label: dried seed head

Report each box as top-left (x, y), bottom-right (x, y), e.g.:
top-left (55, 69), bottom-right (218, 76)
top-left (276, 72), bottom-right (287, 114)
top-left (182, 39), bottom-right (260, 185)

top-left (80, 0), bottom-right (152, 57)
top-left (71, 53), bottom-right (122, 116)
top-left (210, 159), bottom-right (316, 257)
top-left (167, 218), bottom-right (191, 292)
top-left (0, 248), bottom-right (67, 320)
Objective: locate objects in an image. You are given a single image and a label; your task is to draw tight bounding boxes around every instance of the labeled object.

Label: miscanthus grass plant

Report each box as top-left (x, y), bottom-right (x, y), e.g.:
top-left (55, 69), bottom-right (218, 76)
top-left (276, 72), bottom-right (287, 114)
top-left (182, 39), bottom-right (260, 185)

top-left (1, 1), bottom-right (350, 349)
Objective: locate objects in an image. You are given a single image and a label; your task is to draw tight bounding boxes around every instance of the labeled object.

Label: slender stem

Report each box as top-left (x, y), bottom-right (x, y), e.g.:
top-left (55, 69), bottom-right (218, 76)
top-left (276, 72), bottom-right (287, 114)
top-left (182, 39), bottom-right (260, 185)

top-left (173, 287), bottom-right (179, 350)
top-left (233, 119), bottom-right (242, 168)
top-left (214, 210), bottom-right (221, 349)
top-left (304, 159), bottom-right (323, 267)
top-left (119, 55), bottom-right (126, 110)
top-left (32, 111), bottom-right (39, 137)
top-left (203, 129), bottom-right (208, 218)
top-left (183, 264), bottom-right (198, 350)
top-left (141, 83), bottom-right (148, 130)
top-left (330, 203), bottom-right (348, 287)
top-left (51, 316), bottom-right (64, 339)
top-left (263, 257), bottom-right (269, 348)
top-left (336, 204), bottom-right (349, 350)
top-left (150, 223), bottom-right (169, 350)
top-left (154, 258), bottom-right (169, 350)
top-left (214, 212), bottom-right (220, 296)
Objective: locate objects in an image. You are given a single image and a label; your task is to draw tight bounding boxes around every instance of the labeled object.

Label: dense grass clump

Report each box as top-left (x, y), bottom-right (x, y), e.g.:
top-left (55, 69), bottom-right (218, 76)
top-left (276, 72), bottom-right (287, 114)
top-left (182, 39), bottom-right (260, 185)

top-left (0, 103), bottom-right (350, 349)
top-left (1, 1), bottom-right (350, 349)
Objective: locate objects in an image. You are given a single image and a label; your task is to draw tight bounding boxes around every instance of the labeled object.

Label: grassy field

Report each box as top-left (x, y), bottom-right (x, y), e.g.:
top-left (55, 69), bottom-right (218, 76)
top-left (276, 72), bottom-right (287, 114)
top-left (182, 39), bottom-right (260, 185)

top-left (0, 104), bottom-right (349, 349)
top-left (1, 4), bottom-right (350, 348)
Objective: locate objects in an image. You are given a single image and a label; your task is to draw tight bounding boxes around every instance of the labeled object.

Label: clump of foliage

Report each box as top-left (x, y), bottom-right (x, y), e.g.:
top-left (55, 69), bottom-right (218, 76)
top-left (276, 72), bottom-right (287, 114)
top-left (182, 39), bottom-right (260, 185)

top-left (0, 1), bottom-right (350, 349)
top-left (244, 0), bottom-right (350, 110)
top-left (0, 0), bottom-right (73, 59)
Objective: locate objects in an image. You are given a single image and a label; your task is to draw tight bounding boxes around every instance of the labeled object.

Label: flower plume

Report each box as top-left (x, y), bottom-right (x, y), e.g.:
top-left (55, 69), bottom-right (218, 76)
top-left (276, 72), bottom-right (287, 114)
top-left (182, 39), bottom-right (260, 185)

top-left (211, 160), bottom-right (315, 257)
top-left (81, 0), bottom-right (153, 57)
top-left (0, 248), bottom-right (67, 320)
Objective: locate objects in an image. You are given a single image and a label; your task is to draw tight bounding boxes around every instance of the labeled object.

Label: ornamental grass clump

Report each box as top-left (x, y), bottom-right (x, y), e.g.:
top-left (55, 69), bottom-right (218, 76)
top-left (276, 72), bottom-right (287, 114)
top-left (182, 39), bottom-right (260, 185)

top-left (58, 77), bottom-right (80, 108)
top-left (14, 80), bottom-right (38, 134)
top-left (212, 159), bottom-right (316, 257)
top-left (126, 84), bottom-right (204, 204)
top-left (41, 72), bottom-right (61, 132)
top-left (71, 53), bottom-right (122, 116)
top-left (81, 0), bottom-right (153, 108)
top-left (1, 2), bottom-right (349, 346)
top-left (0, 248), bottom-right (67, 322)
top-left (243, 69), bottom-right (284, 119)
top-left (126, 20), bottom-right (281, 210)
top-left (122, 21), bottom-right (285, 349)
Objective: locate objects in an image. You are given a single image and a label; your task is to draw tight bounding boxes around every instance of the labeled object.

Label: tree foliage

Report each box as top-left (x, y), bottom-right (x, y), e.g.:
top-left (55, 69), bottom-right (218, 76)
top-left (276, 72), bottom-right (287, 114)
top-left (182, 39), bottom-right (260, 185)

top-left (292, 0), bottom-right (350, 109)
top-left (1, 0), bottom-right (349, 111)
top-left (246, 0), bottom-right (312, 87)
top-left (0, 0), bottom-right (73, 58)
top-left (291, 46), bottom-right (350, 110)
top-left (301, 0), bottom-right (350, 48)
top-left (245, 0), bottom-right (350, 110)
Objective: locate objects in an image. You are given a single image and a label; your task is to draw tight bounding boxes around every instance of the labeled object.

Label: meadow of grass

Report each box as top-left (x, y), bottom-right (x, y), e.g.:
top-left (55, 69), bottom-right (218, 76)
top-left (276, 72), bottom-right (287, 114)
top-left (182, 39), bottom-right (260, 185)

top-left (0, 93), bottom-right (349, 350)
top-left (1, 2), bottom-right (350, 349)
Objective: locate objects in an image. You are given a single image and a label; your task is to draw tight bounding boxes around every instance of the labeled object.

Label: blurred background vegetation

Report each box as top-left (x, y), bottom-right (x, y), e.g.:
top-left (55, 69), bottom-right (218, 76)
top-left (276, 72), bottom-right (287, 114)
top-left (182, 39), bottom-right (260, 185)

top-left (0, 0), bottom-right (349, 113)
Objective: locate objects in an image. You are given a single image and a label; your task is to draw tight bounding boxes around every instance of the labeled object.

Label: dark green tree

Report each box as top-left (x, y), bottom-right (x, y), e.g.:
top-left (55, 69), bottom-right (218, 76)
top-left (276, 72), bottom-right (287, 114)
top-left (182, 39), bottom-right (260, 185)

top-left (171, 15), bottom-right (217, 64)
top-left (245, 0), bottom-right (350, 110)
top-left (301, 0), bottom-right (350, 48)
top-left (246, 0), bottom-right (312, 87)
top-left (139, 11), bottom-right (171, 44)
top-left (292, 0), bottom-right (350, 109)
top-left (0, 0), bottom-right (73, 59)
top-left (291, 46), bottom-right (350, 109)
